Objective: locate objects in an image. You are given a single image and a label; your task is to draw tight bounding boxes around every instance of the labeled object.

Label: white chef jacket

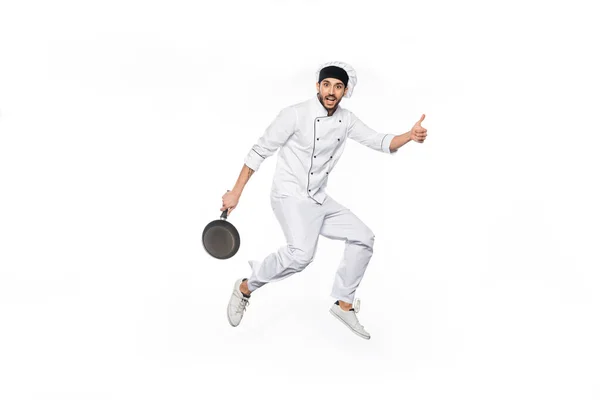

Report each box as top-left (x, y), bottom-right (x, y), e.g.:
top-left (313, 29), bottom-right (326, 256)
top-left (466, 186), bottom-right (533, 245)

top-left (244, 95), bottom-right (397, 205)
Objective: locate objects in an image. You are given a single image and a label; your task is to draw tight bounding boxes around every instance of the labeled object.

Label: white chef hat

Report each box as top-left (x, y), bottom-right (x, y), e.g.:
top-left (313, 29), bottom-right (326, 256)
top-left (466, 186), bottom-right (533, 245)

top-left (315, 61), bottom-right (357, 98)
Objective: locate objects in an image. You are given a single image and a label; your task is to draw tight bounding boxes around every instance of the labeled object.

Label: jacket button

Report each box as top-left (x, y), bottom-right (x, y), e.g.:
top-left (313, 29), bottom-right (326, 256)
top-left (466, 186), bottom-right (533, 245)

top-left (337, 138), bottom-right (340, 141)
top-left (314, 155), bottom-right (316, 158)
top-left (311, 172), bottom-right (313, 175)
top-left (330, 156), bottom-right (333, 159)
top-left (309, 189), bottom-right (311, 191)
top-left (326, 172), bottom-right (329, 175)
top-left (339, 120), bottom-right (341, 122)
top-left (317, 119), bottom-right (320, 122)
top-left (317, 138), bottom-right (319, 140)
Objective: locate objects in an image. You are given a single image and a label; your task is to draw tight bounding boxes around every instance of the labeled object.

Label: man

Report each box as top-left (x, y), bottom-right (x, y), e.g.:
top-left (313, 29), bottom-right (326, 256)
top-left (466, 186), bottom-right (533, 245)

top-left (220, 61), bottom-right (428, 339)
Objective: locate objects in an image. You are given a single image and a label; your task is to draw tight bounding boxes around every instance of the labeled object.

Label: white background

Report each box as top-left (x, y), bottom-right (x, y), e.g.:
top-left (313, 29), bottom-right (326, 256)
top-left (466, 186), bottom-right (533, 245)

top-left (1, 0), bottom-right (598, 398)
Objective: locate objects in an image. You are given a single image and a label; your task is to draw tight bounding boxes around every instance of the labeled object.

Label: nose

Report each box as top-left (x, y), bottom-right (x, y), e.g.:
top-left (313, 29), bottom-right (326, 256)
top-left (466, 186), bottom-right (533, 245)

top-left (328, 86), bottom-right (334, 95)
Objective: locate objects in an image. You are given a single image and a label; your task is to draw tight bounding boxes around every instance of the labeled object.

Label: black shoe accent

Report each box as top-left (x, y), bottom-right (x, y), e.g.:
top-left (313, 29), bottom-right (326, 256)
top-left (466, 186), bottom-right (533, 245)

top-left (334, 300), bottom-right (355, 311)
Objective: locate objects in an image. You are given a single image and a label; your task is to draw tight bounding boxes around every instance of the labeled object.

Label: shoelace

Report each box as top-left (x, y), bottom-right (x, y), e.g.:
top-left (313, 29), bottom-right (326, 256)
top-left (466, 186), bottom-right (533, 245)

top-left (236, 296), bottom-right (250, 314)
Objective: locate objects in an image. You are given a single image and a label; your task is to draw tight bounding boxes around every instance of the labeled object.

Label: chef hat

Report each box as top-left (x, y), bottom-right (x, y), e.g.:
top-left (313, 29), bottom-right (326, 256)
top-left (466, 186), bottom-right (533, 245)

top-left (315, 61), bottom-right (357, 98)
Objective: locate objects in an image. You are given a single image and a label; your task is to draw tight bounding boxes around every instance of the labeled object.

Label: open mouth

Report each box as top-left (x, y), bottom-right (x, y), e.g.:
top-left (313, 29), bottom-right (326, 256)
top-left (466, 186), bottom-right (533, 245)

top-left (326, 97), bottom-right (336, 102)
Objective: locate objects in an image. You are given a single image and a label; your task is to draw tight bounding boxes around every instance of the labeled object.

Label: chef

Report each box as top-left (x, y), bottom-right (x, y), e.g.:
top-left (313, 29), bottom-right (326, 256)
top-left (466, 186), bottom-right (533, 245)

top-left (221, 61), bottom-right (428, 339)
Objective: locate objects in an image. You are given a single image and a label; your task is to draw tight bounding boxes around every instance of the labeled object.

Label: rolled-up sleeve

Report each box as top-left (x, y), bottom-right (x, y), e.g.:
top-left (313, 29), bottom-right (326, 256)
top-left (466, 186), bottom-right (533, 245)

top-left (347, 112), bottom-right (397, 155)
top-left (244, 106), bottom-right (297, 171)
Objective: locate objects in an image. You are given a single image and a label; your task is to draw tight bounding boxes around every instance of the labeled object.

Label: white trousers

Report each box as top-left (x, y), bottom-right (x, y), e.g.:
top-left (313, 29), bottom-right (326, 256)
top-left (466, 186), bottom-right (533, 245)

top-left (246, 194), bottom-right (375, 303)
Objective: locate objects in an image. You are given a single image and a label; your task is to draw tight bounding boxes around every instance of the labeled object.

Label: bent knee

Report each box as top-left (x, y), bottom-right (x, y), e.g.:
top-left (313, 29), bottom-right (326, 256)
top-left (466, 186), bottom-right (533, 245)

top-left (287, 245), bottom-right (316, 269)
top-left (365, 230), bottom-right (375, 249)
top-left (353, 228), bottom-right (375, 250)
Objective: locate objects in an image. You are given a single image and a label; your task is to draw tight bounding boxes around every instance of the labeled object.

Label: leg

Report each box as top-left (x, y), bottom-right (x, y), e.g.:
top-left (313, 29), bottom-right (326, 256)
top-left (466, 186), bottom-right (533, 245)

top-left (319, 196), bottom-right (375, 304)
top-left (246, 196), bottom-right (325, 292)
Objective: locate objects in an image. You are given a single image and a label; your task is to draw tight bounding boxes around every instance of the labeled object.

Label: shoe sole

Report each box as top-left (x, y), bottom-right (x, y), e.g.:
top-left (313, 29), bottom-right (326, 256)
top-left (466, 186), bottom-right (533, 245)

top-left (227, 306), bottom-right (238, 327)
top-left (227, 298), bottom-right (237, 327)
top-left (329, 309), bottom-right (370, 340)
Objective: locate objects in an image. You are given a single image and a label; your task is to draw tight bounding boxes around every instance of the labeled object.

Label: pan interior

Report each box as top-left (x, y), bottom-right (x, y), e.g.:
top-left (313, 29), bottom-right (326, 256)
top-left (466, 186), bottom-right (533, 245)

top-left (204, 225), bottom-right (237, 256)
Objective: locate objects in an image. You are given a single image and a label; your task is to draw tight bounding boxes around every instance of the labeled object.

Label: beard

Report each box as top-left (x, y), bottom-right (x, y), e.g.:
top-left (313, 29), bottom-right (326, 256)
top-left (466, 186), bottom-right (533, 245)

top-left (317, 92), bottom-right (341, 110)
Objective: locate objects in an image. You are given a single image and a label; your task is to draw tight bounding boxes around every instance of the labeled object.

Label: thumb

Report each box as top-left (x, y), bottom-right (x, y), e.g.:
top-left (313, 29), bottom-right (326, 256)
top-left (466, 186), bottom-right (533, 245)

top-left (417, 114), bottom-right (426, 124)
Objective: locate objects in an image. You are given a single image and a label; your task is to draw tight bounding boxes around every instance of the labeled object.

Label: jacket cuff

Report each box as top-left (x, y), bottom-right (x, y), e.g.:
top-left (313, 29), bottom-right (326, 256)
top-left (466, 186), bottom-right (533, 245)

top-left (381, 134), bottom-right (396, 154)
top-left (244, 148), bottom-right (265, 172)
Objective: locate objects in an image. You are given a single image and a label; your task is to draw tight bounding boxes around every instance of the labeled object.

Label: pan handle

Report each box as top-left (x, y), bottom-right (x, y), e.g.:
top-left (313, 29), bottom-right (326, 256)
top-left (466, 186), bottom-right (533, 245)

top-left (220, 209), bottom-right (228, 220)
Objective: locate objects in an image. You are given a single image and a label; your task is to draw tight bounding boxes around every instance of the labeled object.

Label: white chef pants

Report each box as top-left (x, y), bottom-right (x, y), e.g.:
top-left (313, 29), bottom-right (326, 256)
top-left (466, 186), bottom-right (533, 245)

top-left (246, 194), bottom-right (375, 303)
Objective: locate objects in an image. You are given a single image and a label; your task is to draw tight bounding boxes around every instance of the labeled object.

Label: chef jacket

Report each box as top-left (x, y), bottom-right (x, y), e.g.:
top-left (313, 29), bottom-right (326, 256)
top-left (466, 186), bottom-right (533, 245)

top-left (244, 95), bottom-right (397, 205)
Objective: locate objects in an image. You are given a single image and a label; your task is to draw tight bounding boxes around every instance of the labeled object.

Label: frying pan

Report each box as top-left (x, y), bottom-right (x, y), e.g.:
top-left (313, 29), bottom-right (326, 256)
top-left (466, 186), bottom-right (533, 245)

top-left (202, 208), bottom-right (240, 259)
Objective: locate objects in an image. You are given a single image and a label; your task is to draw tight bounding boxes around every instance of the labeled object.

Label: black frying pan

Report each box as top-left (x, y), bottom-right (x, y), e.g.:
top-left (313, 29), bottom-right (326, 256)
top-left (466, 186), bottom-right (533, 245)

top-left (202, 209), bottom-right (240, 259)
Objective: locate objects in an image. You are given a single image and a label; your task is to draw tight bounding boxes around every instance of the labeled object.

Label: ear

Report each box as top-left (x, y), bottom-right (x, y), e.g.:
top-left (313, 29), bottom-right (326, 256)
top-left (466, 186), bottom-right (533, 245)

top-left (344, 86), bottom-right (348, 96)
top-left (315, 82), bottom-right (320, 92)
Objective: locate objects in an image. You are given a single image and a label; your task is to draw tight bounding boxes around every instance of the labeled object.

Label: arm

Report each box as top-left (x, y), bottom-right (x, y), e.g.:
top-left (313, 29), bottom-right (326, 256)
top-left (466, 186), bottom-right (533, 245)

top-left (347, 112), bottom-right (397, 155)
top-left (221, 165), bottom-right (254, 214)
top-left (348, 112), bottom-right (427, 154)
top-left (389, 131), bottom-right (412, 152)
top-left (243, 106), bottom-right (297, 172)
top-left (221, 107), bottom-right (296, 215)
top-left (230, 164), bottom-right (255, 196)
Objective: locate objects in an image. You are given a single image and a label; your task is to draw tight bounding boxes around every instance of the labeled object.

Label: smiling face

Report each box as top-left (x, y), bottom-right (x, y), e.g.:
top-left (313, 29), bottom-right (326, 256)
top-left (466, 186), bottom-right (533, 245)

top-left (316, 78), bottom-right (348, 113)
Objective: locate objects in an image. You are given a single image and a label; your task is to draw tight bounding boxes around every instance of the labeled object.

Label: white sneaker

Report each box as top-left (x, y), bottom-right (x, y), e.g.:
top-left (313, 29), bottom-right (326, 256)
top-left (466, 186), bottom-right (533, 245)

top-left (329, 299), bottom-right (370, 340)
top-left (227, 278), bottom-right (250, 327)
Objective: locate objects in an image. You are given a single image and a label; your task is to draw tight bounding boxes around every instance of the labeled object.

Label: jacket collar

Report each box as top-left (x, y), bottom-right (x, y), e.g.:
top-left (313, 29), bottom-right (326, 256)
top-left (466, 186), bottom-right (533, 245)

top-left (313, 94), bottom-right (342, 118)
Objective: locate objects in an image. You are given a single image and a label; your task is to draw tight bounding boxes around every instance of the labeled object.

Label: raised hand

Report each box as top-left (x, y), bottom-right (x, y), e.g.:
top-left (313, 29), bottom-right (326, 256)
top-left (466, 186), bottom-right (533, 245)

top-left (410, 114), bottom-right (428, 143)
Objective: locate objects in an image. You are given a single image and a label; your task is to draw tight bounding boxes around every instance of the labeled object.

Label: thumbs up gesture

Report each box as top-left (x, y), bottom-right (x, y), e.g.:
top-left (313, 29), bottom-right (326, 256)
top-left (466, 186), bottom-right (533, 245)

top-left (410, 114), bottom-right (428, 143)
